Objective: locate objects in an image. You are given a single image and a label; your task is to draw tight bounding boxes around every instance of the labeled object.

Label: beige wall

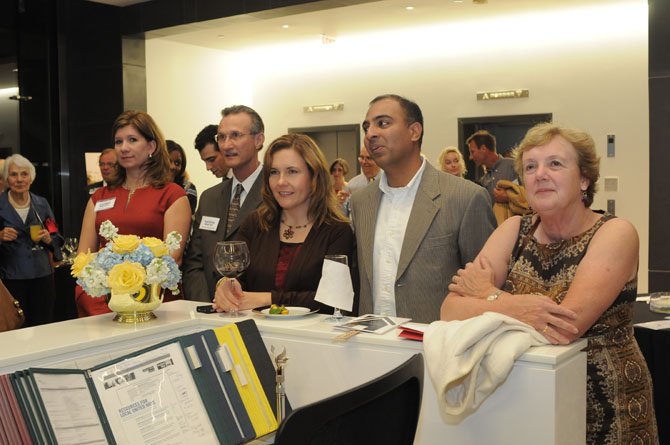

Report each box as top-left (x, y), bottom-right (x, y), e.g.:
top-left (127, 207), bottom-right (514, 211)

top-left (146, 0), bottom-right (649, 291)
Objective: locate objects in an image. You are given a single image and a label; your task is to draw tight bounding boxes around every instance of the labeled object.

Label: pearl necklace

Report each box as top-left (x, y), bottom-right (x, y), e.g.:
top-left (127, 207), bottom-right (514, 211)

top-left (281, 219), bottom-right (310, 240)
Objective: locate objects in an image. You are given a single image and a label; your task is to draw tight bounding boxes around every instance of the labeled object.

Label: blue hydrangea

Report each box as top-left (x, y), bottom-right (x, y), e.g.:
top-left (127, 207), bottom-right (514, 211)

top-left (95, 249), bottom-right (123, 272)
top-left (127, 244), bottom-right (154, 266)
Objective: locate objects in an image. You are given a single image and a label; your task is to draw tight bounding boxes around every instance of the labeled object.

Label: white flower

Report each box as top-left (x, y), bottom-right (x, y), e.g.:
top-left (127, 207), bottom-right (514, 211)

top-left (146, 257), bottom-right (181, 293)
top-left (165, 231), bottom-right (182, 254)
top-left (99, 220), bottom-right (119, 241)
top-left (79, 265), bottom-right (110, 297)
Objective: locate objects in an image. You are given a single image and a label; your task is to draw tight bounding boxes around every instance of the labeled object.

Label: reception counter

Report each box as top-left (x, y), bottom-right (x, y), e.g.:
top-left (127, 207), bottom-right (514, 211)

top-left (0, 301), bottom-right (587, 444)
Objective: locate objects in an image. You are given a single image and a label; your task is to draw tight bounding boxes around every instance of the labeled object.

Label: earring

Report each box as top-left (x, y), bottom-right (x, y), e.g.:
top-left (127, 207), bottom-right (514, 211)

top-left (149, 152), bottom-right (153, 159)
top-left (581, 190), bottom-right (588, 203)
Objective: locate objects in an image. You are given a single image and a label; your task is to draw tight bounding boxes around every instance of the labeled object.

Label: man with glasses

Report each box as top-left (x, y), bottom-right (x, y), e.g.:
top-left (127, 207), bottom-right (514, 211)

top-left (183, 105), bottom-right (265, 302)
top-left (193, 124), bottom-right (230, 179)
top-left (346, 146), bottom-right (381, 195)
top-left (87, 148), bottom-right (117, 196)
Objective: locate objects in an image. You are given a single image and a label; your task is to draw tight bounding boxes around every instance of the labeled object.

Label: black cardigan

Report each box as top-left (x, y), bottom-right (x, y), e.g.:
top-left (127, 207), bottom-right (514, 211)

top-left (236, 212), bottom-right (355, 312)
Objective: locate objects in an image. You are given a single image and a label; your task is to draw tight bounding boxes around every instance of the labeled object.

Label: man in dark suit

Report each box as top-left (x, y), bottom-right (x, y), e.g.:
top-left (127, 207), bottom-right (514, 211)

top-left (183, 105), bottom-right (265, 302)
top-left (351, 94), bottom-right (496, 323)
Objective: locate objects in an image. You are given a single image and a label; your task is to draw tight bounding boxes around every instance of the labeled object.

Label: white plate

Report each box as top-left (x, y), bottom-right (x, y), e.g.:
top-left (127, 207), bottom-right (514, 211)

top-left (254, 306), bottom-right (318, 319)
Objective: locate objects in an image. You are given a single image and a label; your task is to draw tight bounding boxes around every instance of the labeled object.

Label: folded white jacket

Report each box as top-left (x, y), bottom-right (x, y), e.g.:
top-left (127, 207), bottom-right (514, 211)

top-left (423, 312), bottom-right (549, 423)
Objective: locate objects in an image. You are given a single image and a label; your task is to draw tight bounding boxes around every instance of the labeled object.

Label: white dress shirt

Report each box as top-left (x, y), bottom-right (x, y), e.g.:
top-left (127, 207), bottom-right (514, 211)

top-left (372, 157), bottom-right (427, 317)
top-left (230, 163), bottom-right (263, 206)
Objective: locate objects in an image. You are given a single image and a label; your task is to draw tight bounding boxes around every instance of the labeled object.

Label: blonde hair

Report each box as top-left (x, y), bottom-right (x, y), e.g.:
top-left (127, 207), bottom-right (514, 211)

top-left (437, 146), bottom-right (467, 177)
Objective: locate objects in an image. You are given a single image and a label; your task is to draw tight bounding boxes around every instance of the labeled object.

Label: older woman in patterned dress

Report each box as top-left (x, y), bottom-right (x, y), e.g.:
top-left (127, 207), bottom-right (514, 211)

top-left (441, 123), bottom-right (658, 444)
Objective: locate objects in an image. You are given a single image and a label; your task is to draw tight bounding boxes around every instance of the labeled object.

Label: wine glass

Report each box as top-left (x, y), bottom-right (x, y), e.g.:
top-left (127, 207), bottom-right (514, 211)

top-left (62, 237), bottom-right (79, 264)
top-left (29, 224), bottom-right (44, 250)
top-left (324, 254), bottom-right (348, 322)
top-left (213, 241), bottom-right (250, 317)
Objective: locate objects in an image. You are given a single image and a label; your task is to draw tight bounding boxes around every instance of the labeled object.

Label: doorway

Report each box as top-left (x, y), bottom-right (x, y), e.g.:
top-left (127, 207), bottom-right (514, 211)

top-left (458, 113), bottom-right (552, 182)
top-left (288, 124), bottom-right (360, 180)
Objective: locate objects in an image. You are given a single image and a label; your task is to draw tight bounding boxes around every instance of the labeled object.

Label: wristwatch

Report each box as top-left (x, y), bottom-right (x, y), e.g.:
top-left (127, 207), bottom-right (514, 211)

top-left (486, 290), bottom-right (503, 301)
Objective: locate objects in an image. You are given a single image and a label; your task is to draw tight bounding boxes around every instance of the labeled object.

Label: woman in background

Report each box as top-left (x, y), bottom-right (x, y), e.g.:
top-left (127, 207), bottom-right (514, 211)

top-left (213, 133), bottom-right (354, 313)
top-left (438, 146), bottom-right (467, 177)
top-left (0, 154), bottom-right (63, 326)
top-left (76, 110), bottom-right (191, 316)
top-left (441, 123), bottom-right (658, 443)
top-left (167, 140), bottom-right (198, 214)
top-left (330, 158), bottom-right (351, 216)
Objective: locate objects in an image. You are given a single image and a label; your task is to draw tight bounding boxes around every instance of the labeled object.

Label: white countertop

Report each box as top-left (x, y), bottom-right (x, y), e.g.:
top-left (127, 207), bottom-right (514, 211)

top-left (0, 300), bottom-right (586, 372)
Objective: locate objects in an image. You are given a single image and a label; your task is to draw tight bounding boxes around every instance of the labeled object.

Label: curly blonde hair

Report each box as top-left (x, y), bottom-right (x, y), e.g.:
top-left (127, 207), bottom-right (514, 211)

top-left (437, 146), bottom-right (467, 177)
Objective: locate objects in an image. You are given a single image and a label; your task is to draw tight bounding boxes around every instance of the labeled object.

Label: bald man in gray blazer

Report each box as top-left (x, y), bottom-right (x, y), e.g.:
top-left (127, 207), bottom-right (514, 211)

top-left (352, 94), bottom-right (496, 323)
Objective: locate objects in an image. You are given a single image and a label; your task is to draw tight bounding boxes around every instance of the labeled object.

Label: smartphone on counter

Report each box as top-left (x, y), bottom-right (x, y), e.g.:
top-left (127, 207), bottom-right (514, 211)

top-left (196, 305), bottom-right (217, 314)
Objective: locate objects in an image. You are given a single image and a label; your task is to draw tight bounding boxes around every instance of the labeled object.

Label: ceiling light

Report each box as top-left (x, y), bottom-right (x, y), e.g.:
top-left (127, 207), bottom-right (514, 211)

top-left (282, 24), bottom-right (289, 29)
top-left (405, 6), bottom-right (414, 11)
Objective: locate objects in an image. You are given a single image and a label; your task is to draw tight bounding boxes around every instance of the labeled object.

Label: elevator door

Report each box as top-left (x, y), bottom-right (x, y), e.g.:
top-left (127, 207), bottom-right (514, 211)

top-left (288, 124), bottom-right (360, 180)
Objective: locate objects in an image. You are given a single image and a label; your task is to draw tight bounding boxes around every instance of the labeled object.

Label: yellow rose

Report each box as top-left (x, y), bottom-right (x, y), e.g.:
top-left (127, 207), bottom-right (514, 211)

top-left (71, 250), bottom-right (95, 277)
top-left (107, 262), bottom-right (146, 294)
top-left (142, 237), bottom-right (169, 257)
top-left (111, 234), bottom-right (141, 254)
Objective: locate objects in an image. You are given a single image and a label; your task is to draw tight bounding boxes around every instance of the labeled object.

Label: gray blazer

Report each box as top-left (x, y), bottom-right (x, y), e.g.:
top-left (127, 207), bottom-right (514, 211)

top-left (182, 175), bottom-right (263, 301)
top-left (350, 162), bottom-right (496, 323)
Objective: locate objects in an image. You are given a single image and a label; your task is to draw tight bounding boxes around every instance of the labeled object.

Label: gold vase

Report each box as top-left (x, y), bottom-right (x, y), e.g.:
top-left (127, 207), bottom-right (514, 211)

top-left (107, 284), bottom-right (164, 323)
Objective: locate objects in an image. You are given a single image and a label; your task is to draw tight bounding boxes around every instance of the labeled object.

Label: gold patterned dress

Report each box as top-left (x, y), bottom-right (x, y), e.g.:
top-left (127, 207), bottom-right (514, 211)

top-left (503, 213), bottom-right (658, 445)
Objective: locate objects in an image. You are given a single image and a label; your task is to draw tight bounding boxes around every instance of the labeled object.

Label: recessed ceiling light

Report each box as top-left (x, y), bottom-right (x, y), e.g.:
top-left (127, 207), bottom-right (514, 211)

top-left (217, 34), bottom-right (225, 39)
top-left (282, 24), bottom-right (290, 29)
top-left (405, 6), bottom-right (414, 10)
top-left (453, 0), bottom-right (464, 3)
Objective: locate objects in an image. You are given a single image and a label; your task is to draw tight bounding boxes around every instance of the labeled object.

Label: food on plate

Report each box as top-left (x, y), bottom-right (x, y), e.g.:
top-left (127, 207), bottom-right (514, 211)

top-left (269, 304), bottom-right (289, 315)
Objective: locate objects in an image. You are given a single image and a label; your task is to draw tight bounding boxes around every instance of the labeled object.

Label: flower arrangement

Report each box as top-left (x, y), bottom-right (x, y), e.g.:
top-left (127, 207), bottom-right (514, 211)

top-left (71, 220), bottom-right (182, 297)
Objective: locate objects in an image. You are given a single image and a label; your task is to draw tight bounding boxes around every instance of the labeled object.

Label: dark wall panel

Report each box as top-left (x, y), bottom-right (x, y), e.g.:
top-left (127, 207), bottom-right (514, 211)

top-left (649, 0), bottom-right (670, 77)
top-left (648, 0), bottom-right (670, 291)
top-left (57, 0), bottom-right (123, 236)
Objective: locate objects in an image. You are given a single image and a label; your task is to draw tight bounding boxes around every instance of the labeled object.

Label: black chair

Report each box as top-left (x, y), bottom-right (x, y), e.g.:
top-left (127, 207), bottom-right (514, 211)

top-left (274, 353), bottom-right (424, 445)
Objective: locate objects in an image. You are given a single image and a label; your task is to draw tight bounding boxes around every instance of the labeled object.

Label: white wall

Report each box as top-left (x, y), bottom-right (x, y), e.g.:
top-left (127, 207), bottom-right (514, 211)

top-left (146, 43), bottom-right (251, 192)
top-left (146, 0), bottom-right (649, 291)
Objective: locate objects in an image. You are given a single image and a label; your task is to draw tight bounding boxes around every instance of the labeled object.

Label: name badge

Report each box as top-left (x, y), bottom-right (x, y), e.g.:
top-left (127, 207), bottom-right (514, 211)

top-left (199, 216), bottom-right (220, 231)
top-left (94, 198), bottom-right (116, 212)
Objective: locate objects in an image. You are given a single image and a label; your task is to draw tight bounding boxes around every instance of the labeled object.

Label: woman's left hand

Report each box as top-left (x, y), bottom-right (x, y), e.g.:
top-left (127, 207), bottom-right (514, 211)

top-left (448, 256), bottom-right (496, 299)
top-left (38, 229), bottom-right (52, 245)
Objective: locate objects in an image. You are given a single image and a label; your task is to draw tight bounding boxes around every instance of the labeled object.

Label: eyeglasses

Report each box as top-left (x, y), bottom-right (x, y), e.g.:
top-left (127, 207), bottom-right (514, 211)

top-left (215, 131), bottom-right (255, 144)
top-left (358, 156), bottom-right (373, 162)
top-left (99, 162), bottom-right (117, 168)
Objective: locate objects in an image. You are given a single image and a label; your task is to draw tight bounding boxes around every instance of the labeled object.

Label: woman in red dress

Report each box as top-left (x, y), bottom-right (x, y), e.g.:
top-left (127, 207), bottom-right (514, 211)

top-left (75, 111), bottom-right (192, 316)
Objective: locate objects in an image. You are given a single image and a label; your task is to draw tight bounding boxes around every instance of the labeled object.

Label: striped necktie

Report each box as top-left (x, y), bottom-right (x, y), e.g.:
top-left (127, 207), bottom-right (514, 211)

top-left (226, 183), bottom-right (244, 237)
